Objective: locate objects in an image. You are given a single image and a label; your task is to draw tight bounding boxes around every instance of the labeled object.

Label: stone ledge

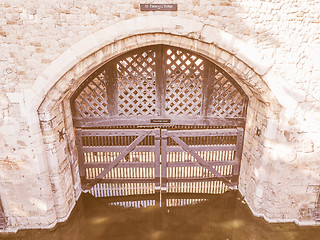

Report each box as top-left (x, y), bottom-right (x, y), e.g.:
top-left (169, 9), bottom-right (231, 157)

top-left (238, 187), bottom-right (320, 226)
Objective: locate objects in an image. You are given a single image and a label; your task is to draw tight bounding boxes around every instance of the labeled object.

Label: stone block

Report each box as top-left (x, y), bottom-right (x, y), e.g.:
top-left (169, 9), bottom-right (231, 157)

top-left (70, 34), bottom-right (101, 61)
top-left (255, 184), bottom-right (264, 198)
top-left (263, 118), bottom-right (278, 140)
top-left (6, 92), bottom-right (23, 104)
top-left (31, 75), bottom-right (53, 102)
top-left (263, 70), bottom-right (306, 110)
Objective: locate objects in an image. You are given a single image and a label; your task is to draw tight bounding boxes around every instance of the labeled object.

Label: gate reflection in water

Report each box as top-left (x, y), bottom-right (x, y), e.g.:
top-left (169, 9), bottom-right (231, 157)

top-left (2, 191), bottom-right (320, 240)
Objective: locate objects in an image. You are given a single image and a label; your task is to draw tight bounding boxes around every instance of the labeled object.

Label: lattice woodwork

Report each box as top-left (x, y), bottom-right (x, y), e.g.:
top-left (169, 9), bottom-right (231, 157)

top-left (210, 70), bottom-right (246, 118)
top-left (74, 71), bottom-right (108, 117)
top-left (72, 45), bottom-right (247, 123)
top-left (117, 49), bottom-right (157, 116)
top-left (164, 47), bottom-right (204, 116)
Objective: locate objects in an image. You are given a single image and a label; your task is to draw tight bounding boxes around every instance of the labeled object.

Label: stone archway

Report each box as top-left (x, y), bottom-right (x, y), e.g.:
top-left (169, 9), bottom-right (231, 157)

top-left (27, 15), bottom-right (288, 226)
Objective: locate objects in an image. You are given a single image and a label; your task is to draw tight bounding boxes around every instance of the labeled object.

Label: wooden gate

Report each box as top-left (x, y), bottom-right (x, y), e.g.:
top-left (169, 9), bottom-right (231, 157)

top-left (76, 126), bottom-right (243, 196)
top-left (71, 45), bottom-right (248, 197)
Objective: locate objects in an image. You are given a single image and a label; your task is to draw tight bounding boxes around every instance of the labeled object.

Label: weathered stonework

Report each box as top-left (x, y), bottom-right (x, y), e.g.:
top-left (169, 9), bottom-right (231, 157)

top-left (0, 0), bottom-right (319, 232)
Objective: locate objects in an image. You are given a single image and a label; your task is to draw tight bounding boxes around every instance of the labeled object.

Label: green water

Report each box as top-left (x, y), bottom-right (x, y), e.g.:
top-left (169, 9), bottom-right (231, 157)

top-left (1, 191), bottom-right (319, 240)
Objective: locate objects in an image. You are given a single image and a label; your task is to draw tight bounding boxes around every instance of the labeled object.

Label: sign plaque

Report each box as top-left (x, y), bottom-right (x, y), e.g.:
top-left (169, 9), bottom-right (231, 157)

top-left (150, 119), bottom-right (171, 123)
top-left (140, 4), bottom-right (178, 11)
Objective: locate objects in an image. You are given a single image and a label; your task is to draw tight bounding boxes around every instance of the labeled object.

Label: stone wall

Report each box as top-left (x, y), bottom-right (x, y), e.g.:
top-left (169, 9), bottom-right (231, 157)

top-left (0, 0), bottom-right (319, 232)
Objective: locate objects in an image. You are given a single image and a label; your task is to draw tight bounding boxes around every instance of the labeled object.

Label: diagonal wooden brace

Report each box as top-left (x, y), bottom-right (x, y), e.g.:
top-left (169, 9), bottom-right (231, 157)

top-left (170, 135), bottom-right (236, 189)
top-left (83, 131), bottom-right (151, 190)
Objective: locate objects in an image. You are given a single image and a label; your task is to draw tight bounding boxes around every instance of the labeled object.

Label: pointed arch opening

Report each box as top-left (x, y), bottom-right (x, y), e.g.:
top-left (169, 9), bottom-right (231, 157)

top-left (71, 45), bottom-right (248, 197)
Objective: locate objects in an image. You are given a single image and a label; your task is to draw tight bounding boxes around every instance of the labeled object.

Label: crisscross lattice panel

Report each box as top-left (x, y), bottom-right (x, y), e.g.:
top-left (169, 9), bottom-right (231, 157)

top-left (210, 69), bottom-right (246, 118)
top-left (73, 69), bottom-right (109, 118)
top-left (117, 48), bottom-right (157, 116)
top-left (71, 44), bottom-right (248, 125)
top-left (164, 47), bottom-right (204, 116)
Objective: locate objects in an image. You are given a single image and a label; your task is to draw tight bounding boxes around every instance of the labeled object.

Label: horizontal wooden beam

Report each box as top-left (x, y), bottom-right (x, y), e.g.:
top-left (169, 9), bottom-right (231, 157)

top-left (83, 178), bottom-right (157, 184)
top-left (82, 146), bottom-right (156, 152)
top-left (84, 160), bottom-right (234, 168)
top-left (82, 176), bottom-right (233, 184)
top-left (73, 116), bottom-right (245, 128)
top-left (166, 145), bottom-right (236, 152)
top-left (78, 129), bottom-right (156, 137)
top-left (166, 176), bottom-right (232, 182)
top-left (81, 145), bottom-right (236, 153)
top-left (167, 161), bottom-right (235, 167)
top-left (167, 128), bottom-right (238, 137)
top-left (84, 162), bottom-right (155, 168)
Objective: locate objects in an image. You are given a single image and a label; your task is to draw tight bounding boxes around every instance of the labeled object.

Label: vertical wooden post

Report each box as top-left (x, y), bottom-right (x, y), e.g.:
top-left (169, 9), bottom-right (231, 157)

top-left (154, 128), bottom-right (161, 191)
top-left (105, 61), bottom-right (118, 116)
top-left (233, 127), bottom-right (244, 184)
top-left (155, 45), bottom-right (166, 116)
top-left (202, 61), bottom-right (215, 116)
top-left (161, 129), bottom-right (168, 192)
top-left (75, 128), bottom-right (86, 183)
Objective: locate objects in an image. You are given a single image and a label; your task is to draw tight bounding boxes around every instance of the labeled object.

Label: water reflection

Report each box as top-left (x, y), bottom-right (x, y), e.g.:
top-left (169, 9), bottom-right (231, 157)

top-left (1, 191), bottom-right (320, 240)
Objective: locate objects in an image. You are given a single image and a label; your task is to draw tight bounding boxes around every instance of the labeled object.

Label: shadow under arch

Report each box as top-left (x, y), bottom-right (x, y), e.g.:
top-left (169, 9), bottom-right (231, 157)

top-left (30, 15), bottom-right (286, 226)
